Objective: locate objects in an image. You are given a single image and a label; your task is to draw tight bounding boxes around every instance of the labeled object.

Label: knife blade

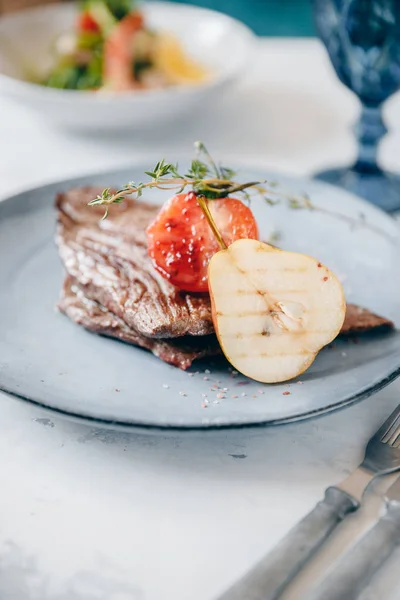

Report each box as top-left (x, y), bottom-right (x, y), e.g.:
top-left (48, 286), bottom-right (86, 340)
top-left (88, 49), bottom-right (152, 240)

top-left (305, 475), bottom-right (400, 600)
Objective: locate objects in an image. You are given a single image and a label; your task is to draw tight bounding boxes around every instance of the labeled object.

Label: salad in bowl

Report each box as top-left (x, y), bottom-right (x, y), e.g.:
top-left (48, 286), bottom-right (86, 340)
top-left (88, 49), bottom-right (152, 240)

top-left (0, 1), bottom-right (254, 129)
top-left (42, 0), bottom-right (208, 92)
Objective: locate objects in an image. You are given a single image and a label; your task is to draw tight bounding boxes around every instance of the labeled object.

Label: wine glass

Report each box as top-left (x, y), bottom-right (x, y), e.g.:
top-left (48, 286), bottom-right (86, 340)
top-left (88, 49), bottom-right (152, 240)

top-left (313, 0), bottom-right (400, 212)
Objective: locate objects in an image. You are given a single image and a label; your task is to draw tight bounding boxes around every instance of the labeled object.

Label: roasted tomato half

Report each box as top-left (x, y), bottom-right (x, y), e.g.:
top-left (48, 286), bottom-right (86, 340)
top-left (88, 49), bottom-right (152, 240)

top-left (147, 191), bottom-right (259, 293)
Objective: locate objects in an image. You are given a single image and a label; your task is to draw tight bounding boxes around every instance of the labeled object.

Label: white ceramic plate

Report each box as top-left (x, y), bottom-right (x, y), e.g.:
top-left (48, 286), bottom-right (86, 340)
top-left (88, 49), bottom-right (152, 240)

top-left (0, 2), bottom-right (254, 130)
top-left (0, 165), bottom-right (399, 431)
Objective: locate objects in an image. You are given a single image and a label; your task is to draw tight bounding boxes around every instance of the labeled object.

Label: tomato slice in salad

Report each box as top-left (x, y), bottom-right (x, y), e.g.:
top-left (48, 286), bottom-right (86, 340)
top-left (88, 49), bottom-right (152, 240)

top-left (147, 192), bottom-right (259, 293)
top-left (77, 11), bottom-right (101, 33)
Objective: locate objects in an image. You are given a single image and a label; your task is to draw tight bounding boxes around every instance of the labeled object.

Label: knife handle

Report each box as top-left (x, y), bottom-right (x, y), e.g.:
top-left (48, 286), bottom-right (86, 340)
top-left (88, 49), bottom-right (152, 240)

top-left (305, 503), bottom-right (400, 600)
top-left (216, 487), bottom-right (358, 600)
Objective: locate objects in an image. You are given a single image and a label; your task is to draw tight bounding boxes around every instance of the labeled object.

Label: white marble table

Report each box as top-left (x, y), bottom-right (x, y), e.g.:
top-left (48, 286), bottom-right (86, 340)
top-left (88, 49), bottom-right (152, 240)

top-left (1, 38), bottom-right (400, 600)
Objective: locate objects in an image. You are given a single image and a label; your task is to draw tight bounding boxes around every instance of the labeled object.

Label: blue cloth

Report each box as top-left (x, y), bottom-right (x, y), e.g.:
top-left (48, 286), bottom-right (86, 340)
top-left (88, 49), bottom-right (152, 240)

top-left (169, 0), bottom-right (315, 36)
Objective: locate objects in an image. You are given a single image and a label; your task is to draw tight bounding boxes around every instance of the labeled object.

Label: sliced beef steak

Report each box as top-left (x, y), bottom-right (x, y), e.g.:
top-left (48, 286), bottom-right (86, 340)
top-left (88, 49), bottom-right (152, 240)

top-left (59, 276), bottom-right (220, 370)
top-left (56, 187), bottom-right (213, 338)
top-left (341, 303), bottom-right (394, 335)
top-left (58, 277), bottom-right (394, 371)
top-left (55, 187), bottom-right (394, 364)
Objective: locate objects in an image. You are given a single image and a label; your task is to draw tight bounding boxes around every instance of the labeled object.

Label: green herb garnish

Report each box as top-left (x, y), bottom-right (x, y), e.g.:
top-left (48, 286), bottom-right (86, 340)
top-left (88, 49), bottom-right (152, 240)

top-left (87, 142), bottom-right (397, 242)
top-left (89, 142), bottom-right (272, 219)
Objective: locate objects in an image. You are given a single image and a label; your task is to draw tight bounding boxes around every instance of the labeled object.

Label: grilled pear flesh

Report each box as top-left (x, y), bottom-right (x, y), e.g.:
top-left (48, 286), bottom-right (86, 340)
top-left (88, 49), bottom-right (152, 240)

top-left (208, 239), bottom-right (346, 383)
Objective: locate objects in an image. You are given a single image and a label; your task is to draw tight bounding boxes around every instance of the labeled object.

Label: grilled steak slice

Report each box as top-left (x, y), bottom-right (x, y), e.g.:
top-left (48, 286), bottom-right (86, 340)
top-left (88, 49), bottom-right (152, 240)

top-left (59, 277), bottom-right (394, 371)
top-left (55, 187), bottom-right (394, 348)
top-left (341, 303), bottom-right (394, 335)
top-left (59, 276), bottom-right (220, 370)
top-left (56, 187), bottom-right (213, 339)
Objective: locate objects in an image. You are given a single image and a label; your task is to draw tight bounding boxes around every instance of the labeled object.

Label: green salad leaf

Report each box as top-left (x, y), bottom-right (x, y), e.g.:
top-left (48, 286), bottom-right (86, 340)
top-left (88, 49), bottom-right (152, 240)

top-left (104, 0), bottom-right (138, 20)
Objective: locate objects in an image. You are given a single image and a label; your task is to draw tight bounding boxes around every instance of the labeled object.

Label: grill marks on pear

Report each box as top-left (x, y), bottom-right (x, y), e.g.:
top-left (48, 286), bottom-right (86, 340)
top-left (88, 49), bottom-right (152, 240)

top-left (208, 239), bottom-right (346, 383)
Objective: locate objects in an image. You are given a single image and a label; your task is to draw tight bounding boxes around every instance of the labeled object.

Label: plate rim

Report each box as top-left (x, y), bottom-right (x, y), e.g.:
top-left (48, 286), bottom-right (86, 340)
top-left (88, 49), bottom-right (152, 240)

top-left (1, 161), bottom-right (399, 237)
top-left (1, 365), bottom-right (399, 431)
top-left (1, 165), bottom-right (399, 431)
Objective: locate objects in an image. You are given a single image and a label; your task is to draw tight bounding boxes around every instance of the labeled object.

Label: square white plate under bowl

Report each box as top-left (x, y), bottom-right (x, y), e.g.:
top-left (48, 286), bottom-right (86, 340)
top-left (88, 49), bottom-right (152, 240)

top-left (0, 1), bottom-right (254, 131)
top-left (0, 165), bottom-right (399, 431)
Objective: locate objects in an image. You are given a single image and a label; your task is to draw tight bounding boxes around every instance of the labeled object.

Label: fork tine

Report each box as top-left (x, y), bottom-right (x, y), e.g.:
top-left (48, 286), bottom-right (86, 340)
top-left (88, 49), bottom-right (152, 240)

top-left (387, 426), bottom-right (400, 446)
top-left (388, 425), bottom-right (400, 444)
top-left (381, 413), bottom-right (400, 443)
top-left (377, 404), bottom-right (400, 442)
top-left (388, 421), bottom-right (400, 440)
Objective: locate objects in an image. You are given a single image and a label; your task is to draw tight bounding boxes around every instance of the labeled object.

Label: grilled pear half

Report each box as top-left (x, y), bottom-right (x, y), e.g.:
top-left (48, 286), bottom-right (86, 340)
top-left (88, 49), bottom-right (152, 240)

top-left (208, 239), bottom-right (346, 383)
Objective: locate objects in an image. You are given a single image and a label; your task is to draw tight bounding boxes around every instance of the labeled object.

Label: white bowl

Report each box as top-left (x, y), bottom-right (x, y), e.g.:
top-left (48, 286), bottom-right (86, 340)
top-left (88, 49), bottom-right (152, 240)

top-left (0, 1), bottom-right (255, 131)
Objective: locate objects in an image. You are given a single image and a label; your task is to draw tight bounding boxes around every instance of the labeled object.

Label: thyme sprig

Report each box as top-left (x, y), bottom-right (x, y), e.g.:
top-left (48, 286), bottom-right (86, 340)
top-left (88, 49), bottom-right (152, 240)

top-left (88, 141), bottom-right (270, 219)
top-left (88, 142), bottom-right (396, 243)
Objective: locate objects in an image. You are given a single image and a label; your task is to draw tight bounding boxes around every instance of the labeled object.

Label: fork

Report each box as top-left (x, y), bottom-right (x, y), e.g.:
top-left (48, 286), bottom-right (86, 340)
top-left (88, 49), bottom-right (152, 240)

top-left (216, 403), bottom-right (400, 600)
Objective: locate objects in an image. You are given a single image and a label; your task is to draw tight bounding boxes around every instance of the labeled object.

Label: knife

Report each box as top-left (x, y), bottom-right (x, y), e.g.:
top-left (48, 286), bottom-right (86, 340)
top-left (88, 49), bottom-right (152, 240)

top-left (216, 404), bottom-right (400, 600)
top-left (304, 475), bottom-right (400, 600)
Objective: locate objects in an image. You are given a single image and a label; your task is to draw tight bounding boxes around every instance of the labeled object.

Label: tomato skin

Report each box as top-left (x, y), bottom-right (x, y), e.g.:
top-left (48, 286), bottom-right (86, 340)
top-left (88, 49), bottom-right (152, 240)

top-left (77, 11), bottom-right (100, 33)
top-left (147, 191), bottom-right (259, 293)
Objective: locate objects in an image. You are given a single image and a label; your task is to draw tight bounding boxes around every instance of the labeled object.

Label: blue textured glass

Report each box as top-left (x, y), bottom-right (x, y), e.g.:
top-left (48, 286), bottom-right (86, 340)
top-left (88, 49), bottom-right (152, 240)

top-left (313, 0), bottom-right (400, 212)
